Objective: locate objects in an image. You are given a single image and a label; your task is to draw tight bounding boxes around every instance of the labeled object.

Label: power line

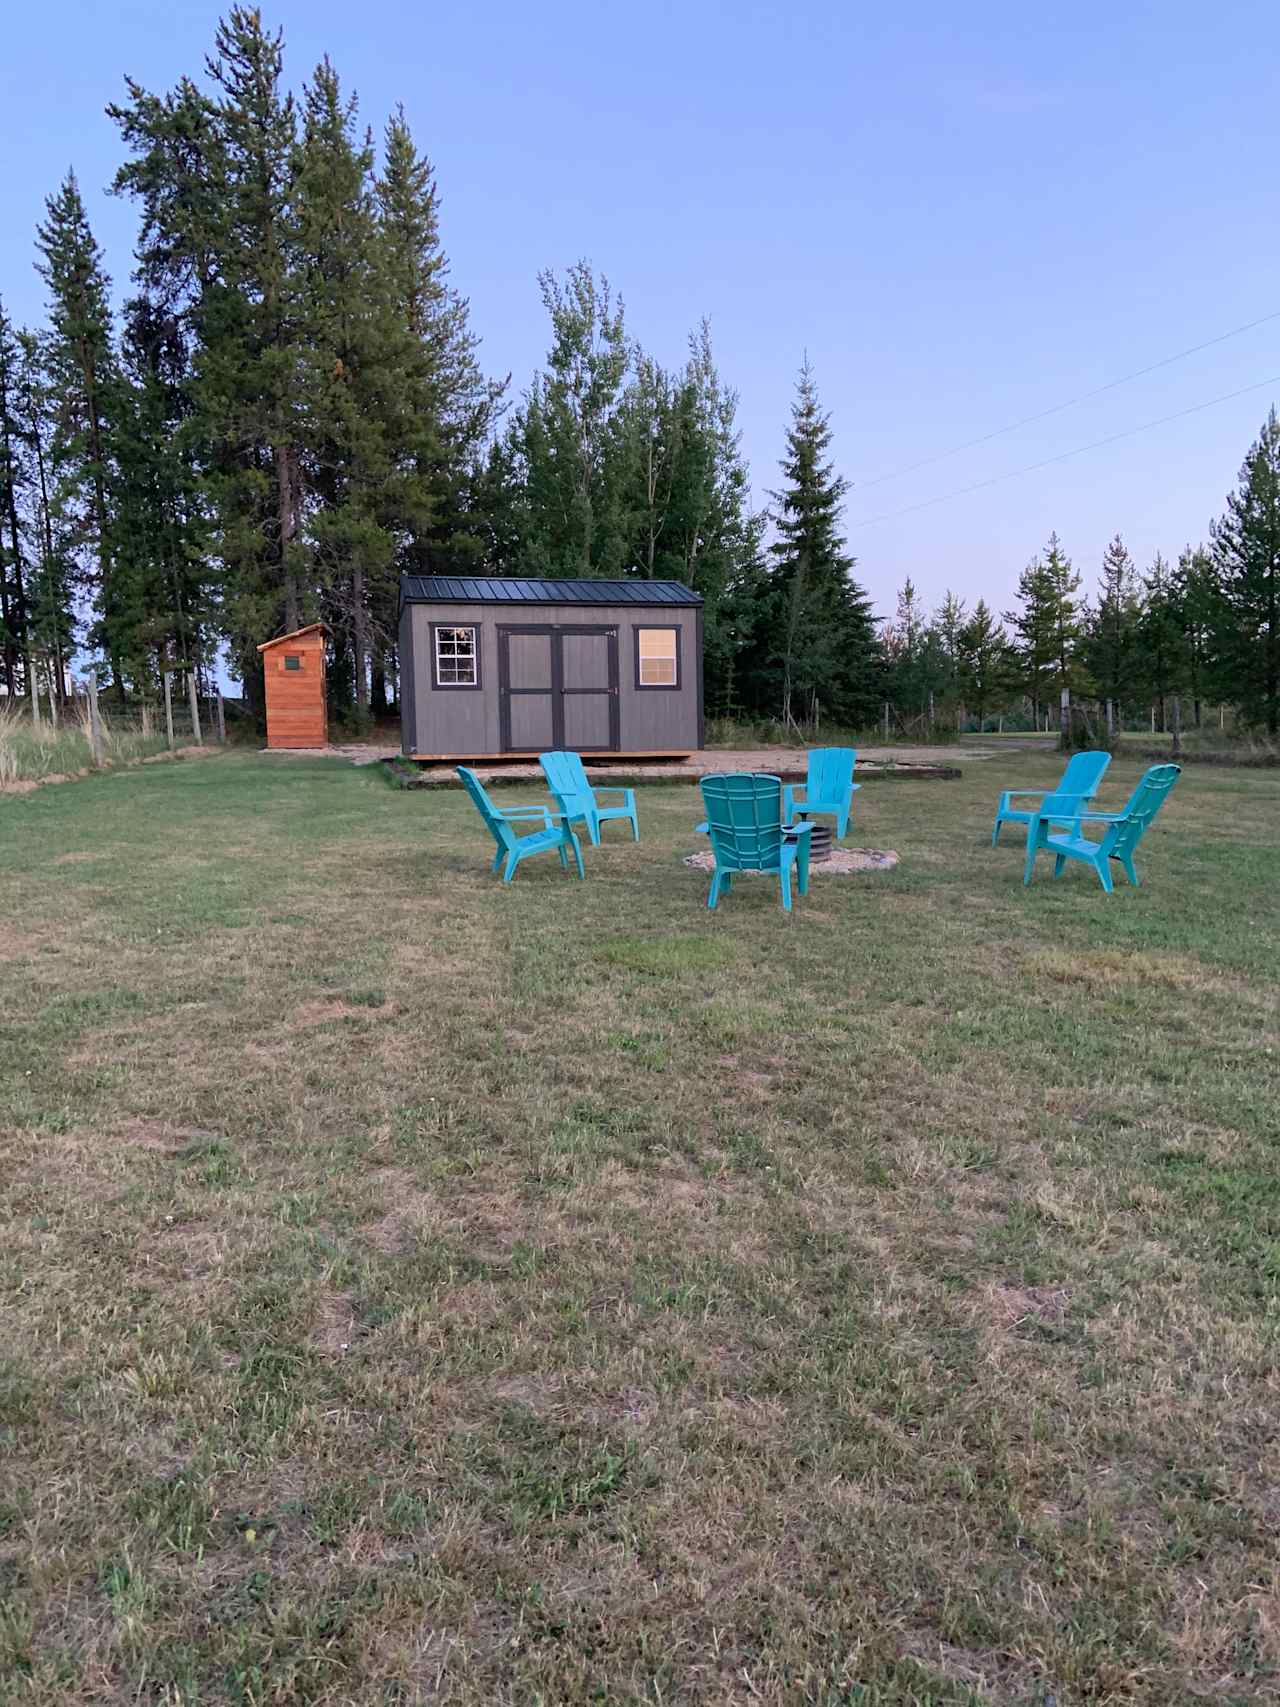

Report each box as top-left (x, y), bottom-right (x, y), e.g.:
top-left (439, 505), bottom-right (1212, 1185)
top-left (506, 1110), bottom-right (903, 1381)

top-left (848, 374), bottom-right (1280, 530)
top-left (858, 308), bottom-right (1280, 489)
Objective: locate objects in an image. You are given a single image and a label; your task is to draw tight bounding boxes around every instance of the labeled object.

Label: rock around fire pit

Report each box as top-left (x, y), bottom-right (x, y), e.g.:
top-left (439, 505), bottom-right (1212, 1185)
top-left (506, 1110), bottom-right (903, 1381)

top-left (683, 846), bottom-right (899, 876)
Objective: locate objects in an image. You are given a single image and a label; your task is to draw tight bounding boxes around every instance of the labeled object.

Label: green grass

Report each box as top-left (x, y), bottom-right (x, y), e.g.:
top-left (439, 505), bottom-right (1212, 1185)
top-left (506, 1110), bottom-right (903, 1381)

top-left (1, 752), bottom-right (1278, 1704)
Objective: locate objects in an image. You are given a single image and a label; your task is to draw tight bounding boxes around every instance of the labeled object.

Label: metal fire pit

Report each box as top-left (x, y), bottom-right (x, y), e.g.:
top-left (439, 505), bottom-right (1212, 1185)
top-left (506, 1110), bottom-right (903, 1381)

top-left (792, 818), bottom-right (833, 862)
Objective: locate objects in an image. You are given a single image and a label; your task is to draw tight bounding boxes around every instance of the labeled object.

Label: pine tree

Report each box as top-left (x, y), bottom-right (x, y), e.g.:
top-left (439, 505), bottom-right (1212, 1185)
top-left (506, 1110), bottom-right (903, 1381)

top-left (0, 299), bottom-right (29, 696)
top-left (767, 361), bottom-right (880, 727)
top-left (934, 589), bottom-right (967, 721)
top-left (1086, 533), bottom-right (1141, 716)
top-left (1212, 408), bottom-right (1280, 735)
top-left (1136, 552), bottom-right (1185, 731)
top-left (35, 172), bottom-right (122, 697)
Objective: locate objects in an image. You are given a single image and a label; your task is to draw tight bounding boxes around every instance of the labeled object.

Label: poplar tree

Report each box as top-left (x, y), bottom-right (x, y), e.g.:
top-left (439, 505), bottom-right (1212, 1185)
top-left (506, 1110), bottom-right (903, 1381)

top-left (515, 263), bottom-right (631, 577)
top-left (1212, 408), bottom-right (1280, 736)
top-left (35, 173), bottom-right (121, 697)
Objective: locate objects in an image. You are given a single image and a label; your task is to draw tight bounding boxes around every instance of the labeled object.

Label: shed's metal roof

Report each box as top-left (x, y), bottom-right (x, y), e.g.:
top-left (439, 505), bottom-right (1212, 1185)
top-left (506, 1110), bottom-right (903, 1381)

top-left (400, 575), bottom-right (702, 608)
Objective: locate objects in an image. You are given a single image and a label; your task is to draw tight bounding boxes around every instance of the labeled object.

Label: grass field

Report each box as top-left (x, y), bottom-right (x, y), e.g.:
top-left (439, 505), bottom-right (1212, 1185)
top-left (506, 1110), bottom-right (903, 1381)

top-left (1, 752), bottom-right (1278, 1705)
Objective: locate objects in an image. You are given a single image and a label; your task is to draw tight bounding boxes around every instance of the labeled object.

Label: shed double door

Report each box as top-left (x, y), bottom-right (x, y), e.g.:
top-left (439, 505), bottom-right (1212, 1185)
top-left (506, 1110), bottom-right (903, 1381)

top-left (498, 625), bottom-right (620, 753)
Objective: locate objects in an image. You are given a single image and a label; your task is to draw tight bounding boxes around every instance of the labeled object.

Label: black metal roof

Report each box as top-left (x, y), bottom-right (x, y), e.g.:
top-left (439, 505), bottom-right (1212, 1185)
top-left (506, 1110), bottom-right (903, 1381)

top-left (400, 574), bottom-right (702, 608)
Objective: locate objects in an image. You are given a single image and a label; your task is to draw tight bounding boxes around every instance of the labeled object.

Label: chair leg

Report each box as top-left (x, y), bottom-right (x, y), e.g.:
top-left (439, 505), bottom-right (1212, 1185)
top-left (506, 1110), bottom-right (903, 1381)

top-left (557, 843), bottom-right (568, 868)
top-left (992, 814), bottom-right (1003, 847)
top-left (796, 841), bottom-right (810, 896)
top-left (569, 832), bottom-right (585, 879)
top-left (1053, 854), bottom-right (1066, 878)
top-left (708, 870), bottom-right (723, 909)
top-left (1095, 858), bottom-right (1114, 894)
top-left (779, 864), bottom-right (793, 912)
top-left (502, 850), bottom-right (520, 883)
top-left (836, 808), bottom-right (850, 840)
top-left (1022, 828), bottom-right (1042, 886)
top-left (587, 814), bottom-right (602, 847)
top-left (629, 809), bottom-right (640, 842)
top-left (1121, 855), bottom-right (1139, 887)
top-left (492, 847), bottom-right (504, 873)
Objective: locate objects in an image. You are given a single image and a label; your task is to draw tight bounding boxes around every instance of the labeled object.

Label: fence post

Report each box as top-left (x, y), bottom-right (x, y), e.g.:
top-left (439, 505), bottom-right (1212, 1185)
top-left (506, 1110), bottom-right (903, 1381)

top-left (1059, 688), bottom-right (1070, 750)
top-left (141, 702), bottom-right (152, 740)
top-left (1171, 694), bottom-right (1182, 758)
top-left (86, 676), bottom-right (104, 767)
top-left (216, 692), bottom-right (226, 743)
top-left (46, 668), bottom-right (59, 728)
top-left (187, 673), bottom-right (203, 745)
top-left (882, 701), bottom-right (890, 740)
top-left (163, 672), bottom-right (175, 749)
top-left (29, 656), bottom-right (41, 728)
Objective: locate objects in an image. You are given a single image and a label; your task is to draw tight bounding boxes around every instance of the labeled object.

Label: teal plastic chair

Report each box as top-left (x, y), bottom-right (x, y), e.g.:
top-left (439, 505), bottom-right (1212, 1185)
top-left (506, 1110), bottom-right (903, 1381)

top-left (993, 749), bottom-right (1111, 846)
top-left (782, 748), bottom-right (859, 839)
top-left (1023, 764), bottom-right (1181, 891)
top-left (456, 766), bottom-right (585, 883)
top-left (539, 751), bottom-right (639, 846)
top-left (698, 773), bottom-right (812, 912)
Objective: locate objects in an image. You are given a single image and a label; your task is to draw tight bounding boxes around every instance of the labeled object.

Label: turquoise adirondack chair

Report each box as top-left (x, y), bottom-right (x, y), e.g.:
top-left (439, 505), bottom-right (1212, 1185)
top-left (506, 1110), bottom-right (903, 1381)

top-left (698, 773), bottom-right (812, 912)
top-left (1023, 763), bottom-right (1181, 891)
top-left (782, 748), bottom-right (859, 840)
top-left (456, 766), bottom-right (585, 883)
top-left (539, 751), bottom-right (639, 846)
top-left (992, 749), bottom-right (1111, 846)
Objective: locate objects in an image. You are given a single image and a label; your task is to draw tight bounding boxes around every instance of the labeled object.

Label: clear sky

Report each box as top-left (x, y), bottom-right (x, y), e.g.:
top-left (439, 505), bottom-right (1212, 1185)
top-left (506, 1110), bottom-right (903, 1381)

top-left (4, 0), bottom-right (1279, 624)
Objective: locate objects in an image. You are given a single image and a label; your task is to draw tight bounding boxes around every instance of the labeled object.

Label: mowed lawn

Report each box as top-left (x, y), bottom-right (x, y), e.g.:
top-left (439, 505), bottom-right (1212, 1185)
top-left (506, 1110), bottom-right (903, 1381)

top-left (1, 753), bottom-right (1278, 1707)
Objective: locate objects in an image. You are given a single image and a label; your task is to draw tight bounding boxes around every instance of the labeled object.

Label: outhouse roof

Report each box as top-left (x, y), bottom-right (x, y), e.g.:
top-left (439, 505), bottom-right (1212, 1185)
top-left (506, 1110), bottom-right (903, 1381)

top-left (400, 575), bottom-right (702, 608)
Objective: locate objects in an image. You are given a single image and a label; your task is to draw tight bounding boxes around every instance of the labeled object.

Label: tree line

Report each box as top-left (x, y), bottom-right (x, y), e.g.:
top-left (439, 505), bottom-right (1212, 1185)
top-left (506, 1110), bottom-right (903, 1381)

top-left (0, 7), bottom-right (1276, 738)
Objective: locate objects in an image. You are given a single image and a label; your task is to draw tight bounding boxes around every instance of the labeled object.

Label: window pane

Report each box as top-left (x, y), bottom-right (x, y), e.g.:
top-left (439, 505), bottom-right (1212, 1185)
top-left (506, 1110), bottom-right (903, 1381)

top-left (637, 628), bottom-right (677, 685)
top-left (435, 626), bottom-right (477, 685)
top-left (284, 655), bottom-right (302, 672)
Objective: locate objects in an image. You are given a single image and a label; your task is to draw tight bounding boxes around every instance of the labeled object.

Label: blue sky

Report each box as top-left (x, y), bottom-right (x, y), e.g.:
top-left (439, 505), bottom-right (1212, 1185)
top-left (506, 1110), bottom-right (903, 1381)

top-left (4, 0), bottom-right (1279, 624)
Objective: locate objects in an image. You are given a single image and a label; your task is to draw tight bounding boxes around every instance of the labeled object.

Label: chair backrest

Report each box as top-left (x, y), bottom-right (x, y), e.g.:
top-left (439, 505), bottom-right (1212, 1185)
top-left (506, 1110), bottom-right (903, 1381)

top-left (456, 766), bottom-right (516, 852)
top-left (1105, 764), bottom-right (1181, 858)
top-left (700, 773), bottom-right (783, 872)
top-left (1040, 749), bottom-right (1112, 818)
top-left (540, 750), bottom-right (591, 803)
top-left (806, 747), bottom-right (856, 801)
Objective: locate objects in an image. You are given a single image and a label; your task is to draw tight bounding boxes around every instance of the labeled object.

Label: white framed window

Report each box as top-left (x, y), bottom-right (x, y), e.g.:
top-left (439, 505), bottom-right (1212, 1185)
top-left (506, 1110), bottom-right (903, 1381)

top-left (433, 624), bottom-right (480, 688)
top-left (635, 626), bottom-right (680, 688)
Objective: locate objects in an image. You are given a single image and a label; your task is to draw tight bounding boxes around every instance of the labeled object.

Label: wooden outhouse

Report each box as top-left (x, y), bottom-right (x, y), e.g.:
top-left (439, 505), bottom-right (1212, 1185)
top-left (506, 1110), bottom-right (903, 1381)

top-left (258, 624), bottom-right (328, 749)
top-left (398, 576), bottom-right (704, 760)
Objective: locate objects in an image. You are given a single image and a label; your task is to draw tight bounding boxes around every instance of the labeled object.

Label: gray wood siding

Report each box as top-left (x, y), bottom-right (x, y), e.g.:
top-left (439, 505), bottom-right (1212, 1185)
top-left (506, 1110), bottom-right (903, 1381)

top-left (405, 602), bottom-right (700, 755)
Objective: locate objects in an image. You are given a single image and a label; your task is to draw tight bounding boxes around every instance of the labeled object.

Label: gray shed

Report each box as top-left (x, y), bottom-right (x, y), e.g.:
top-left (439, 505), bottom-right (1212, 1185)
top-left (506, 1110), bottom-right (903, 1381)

top-left (398, 576), bottom-right (704, 759)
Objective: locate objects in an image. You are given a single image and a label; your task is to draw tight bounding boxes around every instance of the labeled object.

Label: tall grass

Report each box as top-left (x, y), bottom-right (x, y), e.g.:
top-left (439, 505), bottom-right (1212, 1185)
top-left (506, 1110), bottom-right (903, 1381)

top-left (0, 702), bottom-right (172, 784)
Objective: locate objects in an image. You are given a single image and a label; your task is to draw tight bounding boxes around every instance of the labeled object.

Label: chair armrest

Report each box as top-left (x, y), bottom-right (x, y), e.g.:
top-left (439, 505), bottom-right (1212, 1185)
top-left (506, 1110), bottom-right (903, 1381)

top-left (784, 821), bottom-right (814, 836)
top-left (694, 820), bottom-right (709, 834)
top-left (1072, 811), bottom-right (1130, 824)
top-left (849, 783), bottom-right (862, 793)
top-left (592, 786), bottom-right (632, 800)
top-left (1004, 789), bottom-right (1048, 800)
top-left (498, 806), bottom-right (553, 823)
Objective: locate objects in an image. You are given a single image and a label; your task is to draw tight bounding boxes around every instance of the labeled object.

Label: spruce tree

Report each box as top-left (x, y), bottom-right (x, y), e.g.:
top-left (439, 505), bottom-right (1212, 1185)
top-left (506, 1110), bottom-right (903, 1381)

top-left (1086, 533), bottom-right (1141, 717)
top-left (375, 108), bottom-right (503, 580)
top-left (35, 172), bottom-right (122, 697)
top-left (1212, 408), bottom-right (1280, 735)
top-left (767, 361), bottom-right (880, 728)
top-left (1175, 544), bottom-right (1220, 727)
top-left (1005, 534), bottom-right (1084, 724)
top-left (956, 598), bottom-right (1010, 729)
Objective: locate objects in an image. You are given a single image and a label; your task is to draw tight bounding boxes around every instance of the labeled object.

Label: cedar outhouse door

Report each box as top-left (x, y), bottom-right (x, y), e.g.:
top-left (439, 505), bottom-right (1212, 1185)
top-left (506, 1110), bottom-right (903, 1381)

top-left (497, 624), bottom-right (619, 752)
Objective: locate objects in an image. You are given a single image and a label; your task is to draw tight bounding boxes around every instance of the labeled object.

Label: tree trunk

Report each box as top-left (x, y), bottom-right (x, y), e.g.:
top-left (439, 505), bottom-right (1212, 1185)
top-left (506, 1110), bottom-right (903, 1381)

top-left (370, 650), bottom-right (388, 716)
top-left (277, 444), bottom-right (299, 632)
top-left (352, 566), bottom-right (369, 709)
